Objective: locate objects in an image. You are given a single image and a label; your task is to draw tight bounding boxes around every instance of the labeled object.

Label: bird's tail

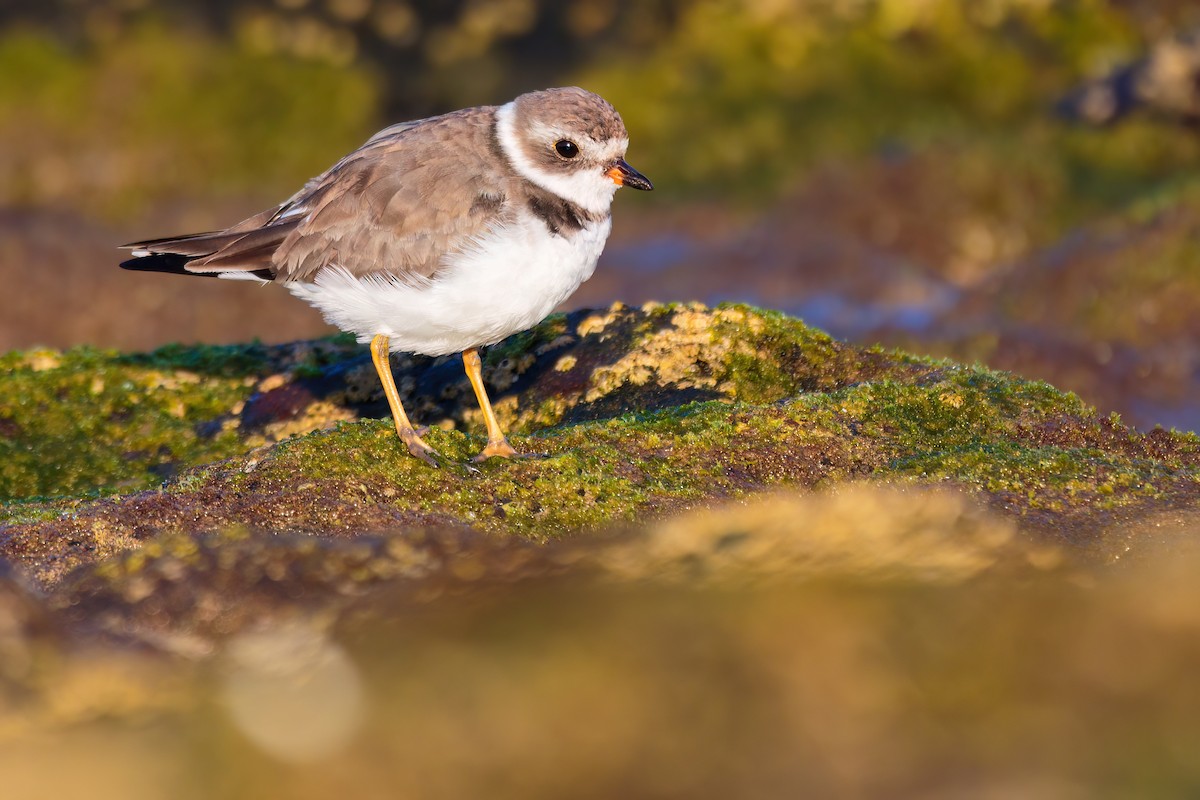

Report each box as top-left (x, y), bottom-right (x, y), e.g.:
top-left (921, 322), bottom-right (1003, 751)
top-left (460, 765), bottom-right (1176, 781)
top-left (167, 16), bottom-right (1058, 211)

top-left (119, 206), bottom-right (297, 281)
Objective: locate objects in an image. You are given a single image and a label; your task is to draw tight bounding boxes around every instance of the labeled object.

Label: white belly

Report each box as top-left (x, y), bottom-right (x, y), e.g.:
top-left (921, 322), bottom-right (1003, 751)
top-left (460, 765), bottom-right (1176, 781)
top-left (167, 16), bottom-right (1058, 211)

top-left (286, 216), bottom-right (611, 356)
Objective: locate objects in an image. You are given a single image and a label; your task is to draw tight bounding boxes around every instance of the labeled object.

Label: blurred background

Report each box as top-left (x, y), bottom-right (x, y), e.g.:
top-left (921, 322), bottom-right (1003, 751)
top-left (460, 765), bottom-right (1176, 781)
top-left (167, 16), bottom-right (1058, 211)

top-left (3, 0), bottom-right (1200, 430)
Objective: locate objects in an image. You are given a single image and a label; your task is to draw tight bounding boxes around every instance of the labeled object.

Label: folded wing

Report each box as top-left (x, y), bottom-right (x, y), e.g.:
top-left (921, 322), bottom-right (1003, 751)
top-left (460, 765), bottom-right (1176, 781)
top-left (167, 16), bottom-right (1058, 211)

top-left (120, 107), bottom-right (508, 284)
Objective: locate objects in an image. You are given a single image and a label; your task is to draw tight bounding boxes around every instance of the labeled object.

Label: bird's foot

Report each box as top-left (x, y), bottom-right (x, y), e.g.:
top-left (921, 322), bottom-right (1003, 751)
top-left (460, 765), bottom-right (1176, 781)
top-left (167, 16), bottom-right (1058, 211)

top-left (400, 428), bottom-right (441, 468)
top-left (471, 442), bottom-right (549, 463)
top-left (471, 438), bottom-right (524, 462)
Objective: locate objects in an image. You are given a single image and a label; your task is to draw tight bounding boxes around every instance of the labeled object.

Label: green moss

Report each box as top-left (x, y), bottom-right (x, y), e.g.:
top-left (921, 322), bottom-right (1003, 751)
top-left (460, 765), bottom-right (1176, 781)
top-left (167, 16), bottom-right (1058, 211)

top-left (902, 443), bottom-right (1171, 513)
top-left (211, 362), bottom-right (1186, 540)
top-left (4, 306), bottom-right (1198, 561)
top-left (233, 420), bottom-right (659, 538)
top-left (117, 341), bottom-right (273, 378)
top-left (0, 345), bottom-right (261, 499)
top-left (779, 375), bottom-right (1184, 512)
top-left (819, 373), bottom-right (1084, 451)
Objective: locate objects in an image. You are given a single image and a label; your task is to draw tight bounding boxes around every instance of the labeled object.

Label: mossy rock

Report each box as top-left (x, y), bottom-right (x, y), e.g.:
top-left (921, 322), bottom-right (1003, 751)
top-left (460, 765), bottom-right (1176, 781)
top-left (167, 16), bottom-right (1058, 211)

top-left (0, 302), bottom-right (923, 502)
top-left (3, 304), bottom-right (1200, 795)
top-left (2, 302), bottom-right (1198, 589)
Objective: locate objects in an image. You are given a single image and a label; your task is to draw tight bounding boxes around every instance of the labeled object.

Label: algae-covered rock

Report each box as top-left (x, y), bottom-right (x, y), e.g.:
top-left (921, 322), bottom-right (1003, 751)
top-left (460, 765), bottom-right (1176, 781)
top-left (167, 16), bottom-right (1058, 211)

top-left (0, 302), bottom-right (919, 501)
top-left (1, 300), bottom-right (1199, 797)
top-left (2, 302), bottom-right (1198, 590)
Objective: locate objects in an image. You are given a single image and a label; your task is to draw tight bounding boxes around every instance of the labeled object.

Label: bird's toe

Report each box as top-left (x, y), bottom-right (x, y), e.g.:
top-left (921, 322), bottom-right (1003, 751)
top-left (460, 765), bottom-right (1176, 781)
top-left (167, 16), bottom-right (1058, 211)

top-left (471, 439), bottom-right (522, 462)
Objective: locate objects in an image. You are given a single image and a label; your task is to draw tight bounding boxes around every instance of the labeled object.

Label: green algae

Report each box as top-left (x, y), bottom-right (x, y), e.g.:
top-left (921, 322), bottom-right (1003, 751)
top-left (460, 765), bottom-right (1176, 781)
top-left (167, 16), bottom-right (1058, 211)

top-left (232, 421), bottom-right (660, 539)
top-left (116, 341), bottom-right (274, 378)
top-left (0, 299), bottom-right (930, 507)
top-left (0, 346), bottom-right (258, 499)
top-left (111, 374), bottom-right (1200, 542)
top-left (895, 444), bottom-right (1177, 511)
top-left (3, 304), bottom-right (1199, 584)
top-left (0, 336), bottom-right (382, 501)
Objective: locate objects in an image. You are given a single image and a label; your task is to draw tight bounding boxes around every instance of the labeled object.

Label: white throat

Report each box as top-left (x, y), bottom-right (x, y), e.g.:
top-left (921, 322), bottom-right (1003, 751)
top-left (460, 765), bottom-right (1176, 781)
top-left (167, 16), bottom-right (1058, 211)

top-left (494, 101), bottom-right (620, 216)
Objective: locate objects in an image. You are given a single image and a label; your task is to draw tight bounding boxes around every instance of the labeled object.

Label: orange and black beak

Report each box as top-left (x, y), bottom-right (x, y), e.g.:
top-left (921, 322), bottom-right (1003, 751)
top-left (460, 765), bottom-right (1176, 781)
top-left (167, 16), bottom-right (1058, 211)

top-left (606, 159), bottom-right (653, 191)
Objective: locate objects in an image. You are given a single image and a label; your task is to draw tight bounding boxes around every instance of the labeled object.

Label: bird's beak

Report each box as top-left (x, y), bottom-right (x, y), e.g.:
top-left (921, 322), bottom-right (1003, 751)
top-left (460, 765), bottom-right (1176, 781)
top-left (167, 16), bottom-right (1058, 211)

top-left (606, 159), bottom-right (653, 191)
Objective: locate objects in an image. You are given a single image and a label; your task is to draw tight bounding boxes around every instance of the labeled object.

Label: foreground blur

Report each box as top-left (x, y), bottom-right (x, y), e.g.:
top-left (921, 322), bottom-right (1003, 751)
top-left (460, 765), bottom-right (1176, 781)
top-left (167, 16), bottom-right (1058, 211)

top-left (2, 486), bottom-right (1199, 798)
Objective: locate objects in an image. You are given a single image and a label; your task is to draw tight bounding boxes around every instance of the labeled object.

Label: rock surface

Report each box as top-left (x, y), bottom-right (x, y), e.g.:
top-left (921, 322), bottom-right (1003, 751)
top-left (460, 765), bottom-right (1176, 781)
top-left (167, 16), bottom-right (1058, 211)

top-left (2, 303), bottom-right (1200, 796)
top-left (4, 302), bottom-right (1198, 582)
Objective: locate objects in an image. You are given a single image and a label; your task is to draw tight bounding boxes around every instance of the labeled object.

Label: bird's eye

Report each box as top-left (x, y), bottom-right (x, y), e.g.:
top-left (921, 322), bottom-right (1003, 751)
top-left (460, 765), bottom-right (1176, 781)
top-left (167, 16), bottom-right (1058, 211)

top-left (554, 139), bottom-right (579, 159)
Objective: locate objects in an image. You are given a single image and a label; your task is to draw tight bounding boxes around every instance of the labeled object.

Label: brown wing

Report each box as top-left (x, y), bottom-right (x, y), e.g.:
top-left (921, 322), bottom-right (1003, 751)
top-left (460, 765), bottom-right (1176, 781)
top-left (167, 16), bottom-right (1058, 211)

top-left (122, 107), bottom-right (512, 283)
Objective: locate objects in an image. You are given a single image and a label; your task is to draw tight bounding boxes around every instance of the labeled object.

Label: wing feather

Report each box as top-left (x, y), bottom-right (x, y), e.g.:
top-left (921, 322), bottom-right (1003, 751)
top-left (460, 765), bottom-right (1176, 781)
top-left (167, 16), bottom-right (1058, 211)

top-left (270, 107), bottom-right (510, 282)
top-left (121, 106), bottom-right (511, 283)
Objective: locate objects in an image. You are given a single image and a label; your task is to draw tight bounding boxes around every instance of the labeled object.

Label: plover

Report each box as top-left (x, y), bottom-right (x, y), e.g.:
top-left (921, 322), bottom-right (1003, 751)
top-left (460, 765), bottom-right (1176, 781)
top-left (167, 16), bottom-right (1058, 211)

top-left (121, 87), bottom-right (652, 465)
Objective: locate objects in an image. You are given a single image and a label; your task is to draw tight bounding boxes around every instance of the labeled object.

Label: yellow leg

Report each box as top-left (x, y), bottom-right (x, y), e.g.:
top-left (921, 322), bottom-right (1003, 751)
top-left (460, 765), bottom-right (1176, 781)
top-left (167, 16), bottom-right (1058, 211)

top-left (371, 334), bottom-right (438, 466)
top-left (462, 347), bottom-right (520, 461)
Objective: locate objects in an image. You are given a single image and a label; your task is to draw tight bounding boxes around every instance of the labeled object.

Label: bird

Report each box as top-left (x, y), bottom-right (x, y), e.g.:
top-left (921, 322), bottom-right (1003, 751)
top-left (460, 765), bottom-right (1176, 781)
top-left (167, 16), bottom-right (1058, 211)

top-left (120, 86), bottom-right (652, 466)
